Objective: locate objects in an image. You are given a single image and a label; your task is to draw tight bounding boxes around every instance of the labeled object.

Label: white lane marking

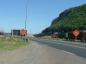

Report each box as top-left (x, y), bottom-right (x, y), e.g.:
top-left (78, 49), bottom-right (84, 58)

top-left (62, 50), bottom-right (76, 55)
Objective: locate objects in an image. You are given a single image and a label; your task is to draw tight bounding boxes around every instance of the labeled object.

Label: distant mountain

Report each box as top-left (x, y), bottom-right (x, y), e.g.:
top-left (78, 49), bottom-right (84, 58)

top-left (42, 4), bottom-right (86, 34)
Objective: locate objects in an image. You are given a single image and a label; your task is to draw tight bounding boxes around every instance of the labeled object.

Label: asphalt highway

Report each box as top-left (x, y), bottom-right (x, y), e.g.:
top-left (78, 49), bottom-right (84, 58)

top-left (31, 38), bottom-right (86, 58)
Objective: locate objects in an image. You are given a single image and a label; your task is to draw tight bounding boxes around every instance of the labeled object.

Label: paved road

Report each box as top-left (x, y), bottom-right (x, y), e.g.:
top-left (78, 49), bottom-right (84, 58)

top-left (0, 39), bottom-right (86, 64)
top-left (31, 38), bottom-right (86, 58)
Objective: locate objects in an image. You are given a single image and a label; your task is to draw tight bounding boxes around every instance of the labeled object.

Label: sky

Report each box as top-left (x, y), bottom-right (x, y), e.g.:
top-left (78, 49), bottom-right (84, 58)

top-left (0, 0), bottom-right (86, 34)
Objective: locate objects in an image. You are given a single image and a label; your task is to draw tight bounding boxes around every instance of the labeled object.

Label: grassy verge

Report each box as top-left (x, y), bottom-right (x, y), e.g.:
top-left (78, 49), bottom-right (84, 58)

top-left (0, 37), bottom-right (30, 51)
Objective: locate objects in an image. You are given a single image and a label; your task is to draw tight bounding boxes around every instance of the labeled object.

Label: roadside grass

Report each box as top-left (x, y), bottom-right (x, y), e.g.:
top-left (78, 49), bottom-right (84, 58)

top-left (0, 37), bottom-right (30, 51)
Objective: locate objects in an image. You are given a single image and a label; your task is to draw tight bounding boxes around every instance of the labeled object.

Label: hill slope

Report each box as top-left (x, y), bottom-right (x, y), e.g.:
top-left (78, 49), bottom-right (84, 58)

top-left (42, 4), bottom-right (86, 34)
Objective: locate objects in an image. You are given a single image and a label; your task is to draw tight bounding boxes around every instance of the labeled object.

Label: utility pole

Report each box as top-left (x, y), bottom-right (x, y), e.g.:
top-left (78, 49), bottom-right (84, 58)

top-left (25, 0), bottom-right (28, 30)
top-left (24, 0), bottom-right (28, 42)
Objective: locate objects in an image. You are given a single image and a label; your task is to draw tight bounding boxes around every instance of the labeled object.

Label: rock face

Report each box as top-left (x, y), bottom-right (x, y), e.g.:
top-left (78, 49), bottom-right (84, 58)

top-left (42, 4), bottom-right (86, 34)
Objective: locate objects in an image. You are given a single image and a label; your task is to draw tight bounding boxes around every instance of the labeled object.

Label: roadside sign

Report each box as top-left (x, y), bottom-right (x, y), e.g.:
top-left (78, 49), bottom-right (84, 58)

top-left (20, 29), bottom-right (27, 36)
top-left (73, 30), bottom-right (80, 37)
top-left (73, 30), bottom-right (80, 41)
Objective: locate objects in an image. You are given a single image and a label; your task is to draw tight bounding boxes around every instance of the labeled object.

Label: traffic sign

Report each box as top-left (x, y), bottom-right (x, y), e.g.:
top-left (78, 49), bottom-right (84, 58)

top-left (20, 29), bottom-right (27, 36)
top-left (73, 30), bottom-right (80, 37)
